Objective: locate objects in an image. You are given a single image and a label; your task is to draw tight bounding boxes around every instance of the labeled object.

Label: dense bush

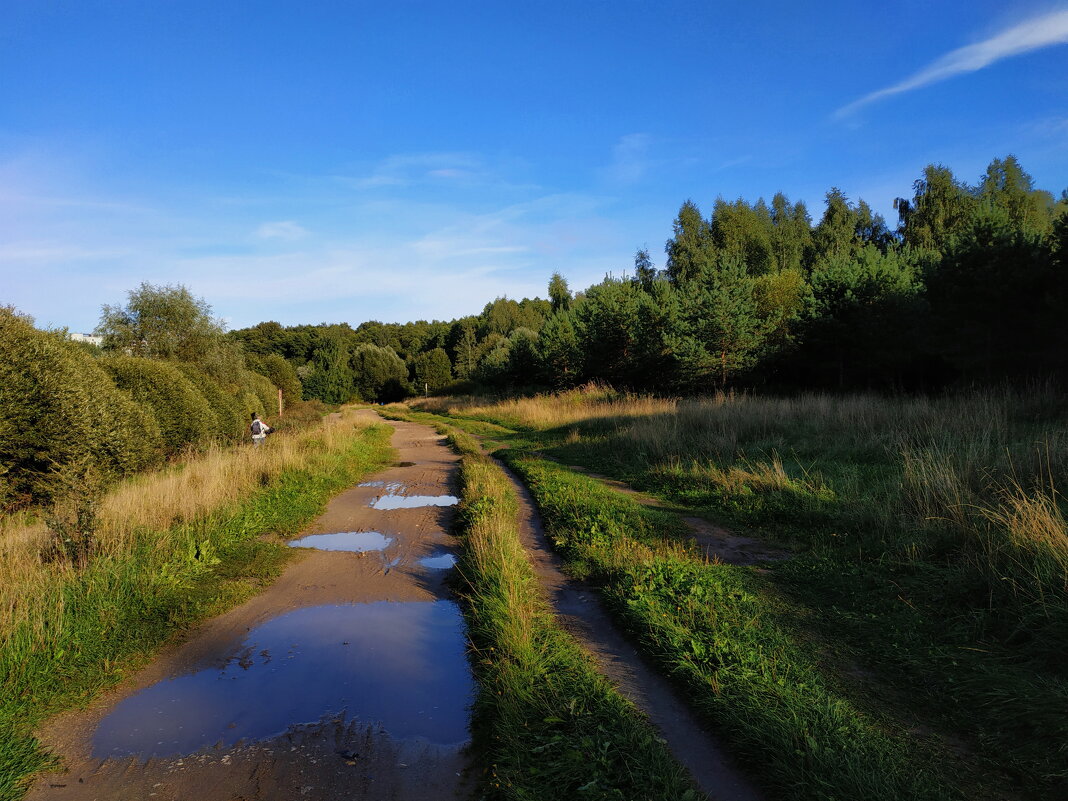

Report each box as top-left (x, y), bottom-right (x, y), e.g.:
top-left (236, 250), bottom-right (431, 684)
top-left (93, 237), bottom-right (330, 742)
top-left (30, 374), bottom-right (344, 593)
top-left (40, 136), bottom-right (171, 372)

top-left (351, 344), bottom-right (409, 402)
top-left (174, 362), bottom-right (246, 441)
top-left (0, 310), bottom-right (161, 508)
top-left (238, 369), bottom-right (278, 417)
top-left (101, 356), bottom-right (217, 456)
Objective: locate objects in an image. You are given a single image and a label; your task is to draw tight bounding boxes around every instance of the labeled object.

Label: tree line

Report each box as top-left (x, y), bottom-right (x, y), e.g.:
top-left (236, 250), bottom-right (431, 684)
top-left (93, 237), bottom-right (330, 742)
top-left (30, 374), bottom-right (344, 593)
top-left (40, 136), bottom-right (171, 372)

top-left (233, 154), bottom-right (1068, 398)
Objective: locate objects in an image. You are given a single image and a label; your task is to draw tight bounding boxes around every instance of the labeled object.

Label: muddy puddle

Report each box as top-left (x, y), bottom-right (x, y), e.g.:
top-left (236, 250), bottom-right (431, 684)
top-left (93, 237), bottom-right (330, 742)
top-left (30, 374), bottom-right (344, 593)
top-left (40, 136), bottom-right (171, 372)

top-left (418, 552), bottom-right (458, 570)
top-left (288, 531), bottom-right (393, 552)
top-left (93, 601), bottom-right (474, 758)
top-left (371, 494), bottom-right (459, 510)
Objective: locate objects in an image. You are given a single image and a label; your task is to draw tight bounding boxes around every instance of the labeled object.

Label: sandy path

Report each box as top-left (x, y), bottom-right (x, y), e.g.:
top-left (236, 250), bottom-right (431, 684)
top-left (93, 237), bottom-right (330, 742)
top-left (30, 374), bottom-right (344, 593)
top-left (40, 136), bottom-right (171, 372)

top-left (487, 454), bottom-right (765, 801)
top-left (26, 411), bottom-right (473, 801)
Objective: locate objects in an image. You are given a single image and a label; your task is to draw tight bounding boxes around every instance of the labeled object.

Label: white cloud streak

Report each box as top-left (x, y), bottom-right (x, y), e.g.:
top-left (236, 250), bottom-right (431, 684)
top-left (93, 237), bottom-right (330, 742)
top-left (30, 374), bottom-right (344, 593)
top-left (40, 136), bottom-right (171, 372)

top-left (0, 151), bottom-right (629, 330)
top-left (836, 8), bottom-right (1068, 118)
top-left (254, 220), bottom-right (309, 240)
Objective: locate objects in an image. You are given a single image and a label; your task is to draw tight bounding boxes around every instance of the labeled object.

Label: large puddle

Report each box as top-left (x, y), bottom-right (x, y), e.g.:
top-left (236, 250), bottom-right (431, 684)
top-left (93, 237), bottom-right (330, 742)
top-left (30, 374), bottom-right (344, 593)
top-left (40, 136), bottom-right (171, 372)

top-left (370, 494), bottom-right (459, 510)
top-left (93, 601), bottom-right (473, 757)
top-left (288, 531), bottom-right (392, 552)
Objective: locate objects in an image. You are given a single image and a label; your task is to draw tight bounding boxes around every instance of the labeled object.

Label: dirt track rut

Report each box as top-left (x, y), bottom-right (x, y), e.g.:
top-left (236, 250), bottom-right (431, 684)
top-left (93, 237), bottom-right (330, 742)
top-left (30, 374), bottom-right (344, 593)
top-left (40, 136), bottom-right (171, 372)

top-left (488, 454), bottom-right (764, 801)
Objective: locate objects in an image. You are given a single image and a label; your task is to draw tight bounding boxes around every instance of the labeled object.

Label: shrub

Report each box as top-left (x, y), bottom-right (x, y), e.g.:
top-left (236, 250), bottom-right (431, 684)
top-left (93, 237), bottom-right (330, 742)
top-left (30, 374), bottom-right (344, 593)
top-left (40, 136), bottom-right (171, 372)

top-left (101, 356), bottom-right (217, 456)
top-left (238, 369), bottom-right (278, 417)
top-left (174, 362), bottom-right (245, 441)
top-left (351, 344), bottom-right (409, 402)
top-left (0, 310), bottom-right (160, 507)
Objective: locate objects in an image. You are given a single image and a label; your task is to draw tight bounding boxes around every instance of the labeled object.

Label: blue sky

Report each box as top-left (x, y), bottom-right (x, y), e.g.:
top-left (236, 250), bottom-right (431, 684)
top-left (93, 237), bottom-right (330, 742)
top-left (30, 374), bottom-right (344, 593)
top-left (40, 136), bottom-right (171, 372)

top-left (2, 0), bottom-right (1067, 331)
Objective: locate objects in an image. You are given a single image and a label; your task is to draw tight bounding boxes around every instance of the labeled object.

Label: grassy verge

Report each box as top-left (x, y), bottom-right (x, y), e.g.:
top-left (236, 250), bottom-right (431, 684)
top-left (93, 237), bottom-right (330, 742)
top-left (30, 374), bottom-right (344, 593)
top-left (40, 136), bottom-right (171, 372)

top-left (416, 387), bottom-right (1067, 800)
top-left (504, 454), bottom-right (959, 801)
top-left (0, 411), bottom-right (393, 801)
top-left (378, 408), bottom-right (699, 800)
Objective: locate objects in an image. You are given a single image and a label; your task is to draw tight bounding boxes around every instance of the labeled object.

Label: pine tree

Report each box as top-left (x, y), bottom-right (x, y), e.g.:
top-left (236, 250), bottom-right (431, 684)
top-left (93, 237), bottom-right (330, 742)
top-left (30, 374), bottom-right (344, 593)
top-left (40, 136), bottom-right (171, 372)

top-left (633, 248), bottom-right (657, 291)
top-left (681, 254), bottom-right (766, 389)
top-left (538, 311), bottom-right (582, 388)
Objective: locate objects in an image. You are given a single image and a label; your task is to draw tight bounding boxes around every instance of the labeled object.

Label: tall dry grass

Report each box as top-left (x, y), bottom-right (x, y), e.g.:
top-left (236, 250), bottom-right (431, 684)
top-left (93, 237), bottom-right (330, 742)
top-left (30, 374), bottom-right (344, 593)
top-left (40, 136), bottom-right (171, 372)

top-left (421, 382), bottom-right (677, 430)
top-left (0, 409), bottom-right (373, 640)
top-left (433, 384), bottom-right (1068, 604)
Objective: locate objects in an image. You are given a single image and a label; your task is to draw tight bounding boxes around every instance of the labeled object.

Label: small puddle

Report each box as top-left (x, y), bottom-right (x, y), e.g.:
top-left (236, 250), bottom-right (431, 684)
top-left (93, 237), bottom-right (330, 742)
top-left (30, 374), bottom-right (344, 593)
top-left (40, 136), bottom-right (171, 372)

top-left (418, 552), bottom-right (458, 570)
top-left (371, 494), bottom-right (459, 510)
top-left (93, 601), bottom-right (474, 758)
top-left (288, 531), bottom-right (392, 553)
top-left (358, 480), bottom-right (405, 492)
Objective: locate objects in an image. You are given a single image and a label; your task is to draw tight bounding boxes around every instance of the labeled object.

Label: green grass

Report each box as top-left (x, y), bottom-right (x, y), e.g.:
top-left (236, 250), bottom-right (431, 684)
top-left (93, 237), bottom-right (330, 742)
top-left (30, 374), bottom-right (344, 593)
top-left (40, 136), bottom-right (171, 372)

top-left (533, 425), bottom-right (1068, 794)
top-left (504, 454), bottom-right (963, 801)
top-left (0, 424), bottom-right (393, 801)
top-left (379, 409), bottom-right (700, 800)
top-left (418, 389), bottom-right (1067, 800)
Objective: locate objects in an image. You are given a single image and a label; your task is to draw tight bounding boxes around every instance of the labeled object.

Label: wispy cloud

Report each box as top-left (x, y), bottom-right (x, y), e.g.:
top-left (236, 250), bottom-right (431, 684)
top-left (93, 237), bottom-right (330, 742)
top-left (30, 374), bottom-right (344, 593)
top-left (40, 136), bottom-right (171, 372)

top-left (835, 8), bottom-right (1068, 118)
top-left (0, 150), bottom-right (630, 330)
top-left (602, 133), bottom-right (652, 185)
top-left (254, 220), bottom-right (308, 241)
top-left (338, 152), bottom-right (487, 189)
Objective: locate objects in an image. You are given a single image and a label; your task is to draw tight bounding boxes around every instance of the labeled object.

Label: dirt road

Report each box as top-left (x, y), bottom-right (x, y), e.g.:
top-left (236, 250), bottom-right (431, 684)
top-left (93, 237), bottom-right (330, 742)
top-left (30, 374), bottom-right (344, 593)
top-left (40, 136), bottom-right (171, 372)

top-left (26, 411), bottom-right (473, 801)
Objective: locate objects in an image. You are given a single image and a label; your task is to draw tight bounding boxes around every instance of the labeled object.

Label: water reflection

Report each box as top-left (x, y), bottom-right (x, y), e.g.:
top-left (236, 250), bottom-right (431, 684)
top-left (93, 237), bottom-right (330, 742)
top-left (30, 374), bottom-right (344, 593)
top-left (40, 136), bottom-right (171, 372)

top-left (358, 481), bottom-right (405, 492)
top-left (370, 494), bottom-right (459, 510)
top-left (418, 552), bottom-right (458, 570)
top-left (93, 602), bottom-right (473, 757)
top-left (288, 531), bottom-right (392, 552)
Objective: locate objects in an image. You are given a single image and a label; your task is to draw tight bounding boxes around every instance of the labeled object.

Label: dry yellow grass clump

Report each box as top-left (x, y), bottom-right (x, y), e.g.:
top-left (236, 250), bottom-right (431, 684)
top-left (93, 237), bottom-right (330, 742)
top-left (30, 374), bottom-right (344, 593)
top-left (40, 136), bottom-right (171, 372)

top-left (0, 409), bottom-right (372, 637)
top-left (421, 382), bottom-right (676, 429)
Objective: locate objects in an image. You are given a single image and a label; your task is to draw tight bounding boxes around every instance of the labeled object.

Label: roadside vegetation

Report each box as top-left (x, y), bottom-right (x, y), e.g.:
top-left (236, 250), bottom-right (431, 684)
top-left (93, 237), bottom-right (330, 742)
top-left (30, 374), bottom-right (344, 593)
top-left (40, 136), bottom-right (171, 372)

top-left (417, 385), bottom-right (1068, 801)
top-left (1, 286), bottom-right (299, 512)
top-left (0, 410), bottom-right (393, 801)
top-left (380, 408), bottom-right (699, 800)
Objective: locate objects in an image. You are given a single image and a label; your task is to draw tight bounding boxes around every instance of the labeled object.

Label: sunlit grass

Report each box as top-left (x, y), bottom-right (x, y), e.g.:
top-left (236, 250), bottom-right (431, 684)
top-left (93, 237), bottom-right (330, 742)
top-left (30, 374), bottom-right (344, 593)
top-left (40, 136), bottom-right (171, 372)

top-left (423, 384), bottom-right (1068, 797)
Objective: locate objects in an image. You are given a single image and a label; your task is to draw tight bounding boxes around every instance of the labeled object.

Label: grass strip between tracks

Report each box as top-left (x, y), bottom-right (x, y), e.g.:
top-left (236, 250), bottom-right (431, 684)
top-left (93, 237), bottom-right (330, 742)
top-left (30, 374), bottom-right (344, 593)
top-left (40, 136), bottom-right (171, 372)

top-left (0, 416), bottom-right (393, 801)
top-left (500, 453), bottom-right (963, 801)
top-left (379, 409), bottom-right (699, 801)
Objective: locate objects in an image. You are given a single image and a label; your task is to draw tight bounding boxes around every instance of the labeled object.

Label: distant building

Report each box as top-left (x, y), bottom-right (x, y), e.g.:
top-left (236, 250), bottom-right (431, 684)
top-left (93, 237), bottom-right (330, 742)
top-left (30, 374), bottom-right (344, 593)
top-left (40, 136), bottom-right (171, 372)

top-left (70, 332), bottom-right (103, 347)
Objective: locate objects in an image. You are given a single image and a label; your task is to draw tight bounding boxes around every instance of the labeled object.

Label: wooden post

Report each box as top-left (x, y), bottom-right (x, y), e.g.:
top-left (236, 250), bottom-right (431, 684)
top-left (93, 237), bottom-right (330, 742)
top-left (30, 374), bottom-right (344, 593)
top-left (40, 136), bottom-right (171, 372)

top-left (277, 388), bottom-right (283, 417)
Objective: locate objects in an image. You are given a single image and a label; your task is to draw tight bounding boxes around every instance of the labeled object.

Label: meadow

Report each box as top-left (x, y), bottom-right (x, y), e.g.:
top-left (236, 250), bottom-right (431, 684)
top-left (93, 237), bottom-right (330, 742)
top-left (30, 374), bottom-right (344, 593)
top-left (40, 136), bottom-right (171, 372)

top-left (0, 409), bottom-right (392, 801)
top-left (418, 384), bottom-right (1067, 800)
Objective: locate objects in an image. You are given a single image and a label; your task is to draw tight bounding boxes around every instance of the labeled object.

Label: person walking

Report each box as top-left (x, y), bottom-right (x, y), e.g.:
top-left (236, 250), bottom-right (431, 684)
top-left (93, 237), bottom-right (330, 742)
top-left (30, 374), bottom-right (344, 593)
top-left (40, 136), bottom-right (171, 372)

top-left (249, 412), bottom-right (273, 446)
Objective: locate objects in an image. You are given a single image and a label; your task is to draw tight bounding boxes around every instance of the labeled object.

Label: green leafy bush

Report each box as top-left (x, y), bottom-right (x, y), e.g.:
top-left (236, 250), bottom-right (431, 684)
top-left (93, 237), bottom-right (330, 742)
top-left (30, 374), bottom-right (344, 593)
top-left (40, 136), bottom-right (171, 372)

top-left (100, 356), bottom-right (217, 456)
top-left (0, 309), bottom-right (161, 507)
top-left (174, 362), bottom-right (246, 441)
top-left (351, 344), bottom-right (409, 402)
top-left (238, 369), bottom-right (278, 417)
